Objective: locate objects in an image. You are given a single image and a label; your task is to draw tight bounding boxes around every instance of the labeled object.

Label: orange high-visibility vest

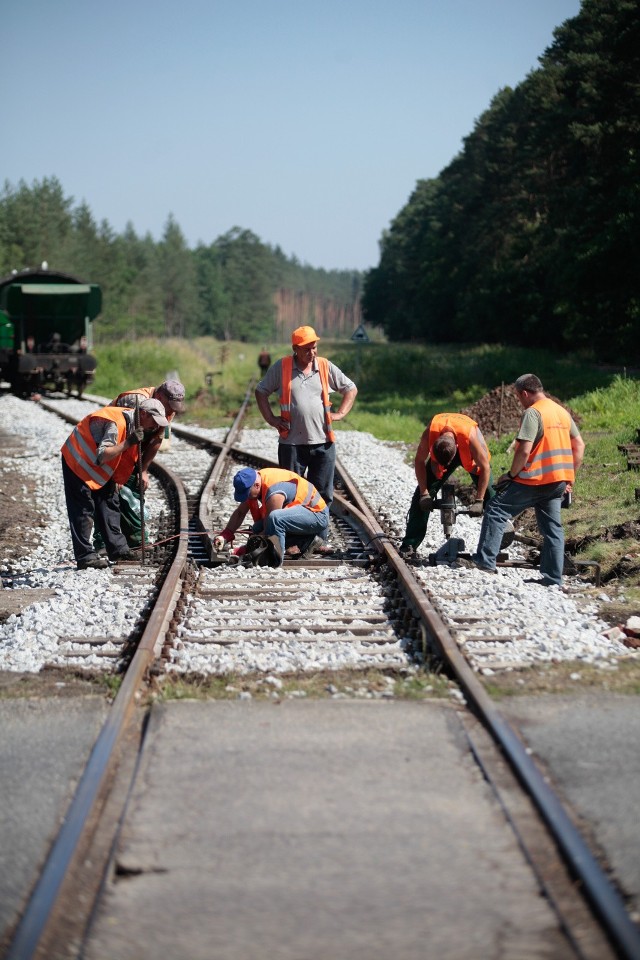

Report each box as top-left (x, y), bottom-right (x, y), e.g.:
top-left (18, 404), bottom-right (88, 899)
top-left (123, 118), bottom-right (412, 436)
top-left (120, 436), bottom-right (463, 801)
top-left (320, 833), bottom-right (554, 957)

top-left (61, 407), bottom-right (136, 490)
top-left (111, 447), bottom-right (138, 485)
top-left (428, 413), bottom-right (488, 480)
top-left (278, 356), bottom-right (336, 442)
top-left (112, 386), bottom-right (154, 404)
top-left (112, 386), bottom-right (176, 423)
top-left (515, 398), bottom-right (575, 485)
top-left (251, 467), bottom-right (327, 521)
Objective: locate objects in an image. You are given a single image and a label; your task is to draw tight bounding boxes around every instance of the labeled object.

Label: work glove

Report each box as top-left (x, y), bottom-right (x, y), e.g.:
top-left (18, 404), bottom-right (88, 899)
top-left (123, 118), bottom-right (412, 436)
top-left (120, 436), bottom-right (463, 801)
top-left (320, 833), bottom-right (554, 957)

top-left (419, 494), bottom-right (434, 512)
top-left (467, 500), bottom-right (484, 517)
top-left (495, 472), bottom-right (513, 492)
top-left (213, 529), bottom-right (234, 551)
top-left (126, 426), bottom-right (145, 447)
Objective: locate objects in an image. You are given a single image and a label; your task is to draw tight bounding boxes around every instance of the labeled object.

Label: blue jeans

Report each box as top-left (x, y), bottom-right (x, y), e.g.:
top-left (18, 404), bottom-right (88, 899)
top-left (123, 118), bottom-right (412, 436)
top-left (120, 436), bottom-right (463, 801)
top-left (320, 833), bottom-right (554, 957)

top-left (264, 506), bottom-right (329, 564)
top-left (278, 441), bottom-right (336, 507)
top-left (474, 480), bottom-right (567, 584)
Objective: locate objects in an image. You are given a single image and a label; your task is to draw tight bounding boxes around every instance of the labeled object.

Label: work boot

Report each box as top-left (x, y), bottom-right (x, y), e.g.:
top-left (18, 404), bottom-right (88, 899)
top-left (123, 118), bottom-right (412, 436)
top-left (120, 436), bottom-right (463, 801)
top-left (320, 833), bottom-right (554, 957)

top-left (109, 549), bottom-right (141, 563)
top-left (77, 555), bottom-right (109, 570)
top-left (399, 544), bottom-right (417, 560)
top-left (300, 535), bottom-right (332, 558)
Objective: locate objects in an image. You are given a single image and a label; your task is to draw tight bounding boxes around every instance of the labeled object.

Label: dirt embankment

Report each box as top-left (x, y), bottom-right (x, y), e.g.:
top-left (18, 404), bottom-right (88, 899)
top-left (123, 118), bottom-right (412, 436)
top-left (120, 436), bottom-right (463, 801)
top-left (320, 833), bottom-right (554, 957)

top-left (460, 384), bottom-right (581, 438)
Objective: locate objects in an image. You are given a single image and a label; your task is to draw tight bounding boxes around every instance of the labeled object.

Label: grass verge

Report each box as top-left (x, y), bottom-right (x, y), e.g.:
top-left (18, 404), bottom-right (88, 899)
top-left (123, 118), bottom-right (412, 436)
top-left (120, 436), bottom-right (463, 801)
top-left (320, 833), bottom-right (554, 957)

top-left (149, 668), bottom-right (454, 703)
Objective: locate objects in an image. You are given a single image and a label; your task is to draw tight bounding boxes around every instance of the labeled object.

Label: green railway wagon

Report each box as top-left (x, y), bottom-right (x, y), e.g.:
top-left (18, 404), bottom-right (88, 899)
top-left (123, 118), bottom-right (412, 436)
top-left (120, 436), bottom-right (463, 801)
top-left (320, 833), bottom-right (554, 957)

top-left (0, 266), bottom-right (101, 396)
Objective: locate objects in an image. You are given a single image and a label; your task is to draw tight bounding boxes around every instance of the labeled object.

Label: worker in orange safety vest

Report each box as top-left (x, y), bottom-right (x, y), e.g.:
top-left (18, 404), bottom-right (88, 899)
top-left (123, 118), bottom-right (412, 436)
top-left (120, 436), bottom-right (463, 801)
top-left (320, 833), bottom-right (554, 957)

top-left (60, 400), bottom-right (167, 570)
top-left (254, 326), bottom-right (357, 509)
top-left (400, 412), bottom-right (495, 559)
top-left (214, 466), bottom-right (329, 566)
top-left (468, 374), bottom-right (585, 585)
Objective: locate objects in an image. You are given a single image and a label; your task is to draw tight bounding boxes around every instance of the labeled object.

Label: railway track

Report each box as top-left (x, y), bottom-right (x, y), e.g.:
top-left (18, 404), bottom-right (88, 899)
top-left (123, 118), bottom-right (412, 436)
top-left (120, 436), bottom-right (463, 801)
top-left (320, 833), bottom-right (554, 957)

top-left (1, 390), bottom-right (639, 959)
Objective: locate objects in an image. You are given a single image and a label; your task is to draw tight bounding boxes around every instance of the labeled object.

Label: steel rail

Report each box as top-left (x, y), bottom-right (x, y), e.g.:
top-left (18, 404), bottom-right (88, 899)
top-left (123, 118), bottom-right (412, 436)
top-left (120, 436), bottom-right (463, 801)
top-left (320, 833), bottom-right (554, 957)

top-left (5, 461), bottom-right (189, 960)
top-left (31, 390), bottom-right (640, 957)
top-left (333, 456), bottom-right (640, 960)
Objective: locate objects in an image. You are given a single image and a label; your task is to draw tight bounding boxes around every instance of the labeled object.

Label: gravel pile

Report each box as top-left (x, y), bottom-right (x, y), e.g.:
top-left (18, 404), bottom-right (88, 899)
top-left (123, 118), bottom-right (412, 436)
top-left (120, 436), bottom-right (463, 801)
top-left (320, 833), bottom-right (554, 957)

top-left (0, 398), bottom-right (633, 676)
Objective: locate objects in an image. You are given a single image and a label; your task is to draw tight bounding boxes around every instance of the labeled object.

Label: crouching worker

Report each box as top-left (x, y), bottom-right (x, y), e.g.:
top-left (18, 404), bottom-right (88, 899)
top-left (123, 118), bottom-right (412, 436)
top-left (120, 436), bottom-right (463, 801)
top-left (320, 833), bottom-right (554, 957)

top-left (216, 467), bottom-right (329, 567)
top-left (60, 400), bottom-right (168, 570)
top-left (400, 412), bottom-right (495, 559)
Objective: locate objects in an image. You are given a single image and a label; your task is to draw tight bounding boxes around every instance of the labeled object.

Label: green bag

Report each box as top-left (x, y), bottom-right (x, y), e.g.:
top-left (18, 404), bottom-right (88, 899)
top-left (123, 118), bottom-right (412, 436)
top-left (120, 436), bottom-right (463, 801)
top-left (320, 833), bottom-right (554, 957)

top-left (93, 475), bottom-right (150, 550)
top-left (119, 479), bottom-right (150, 547)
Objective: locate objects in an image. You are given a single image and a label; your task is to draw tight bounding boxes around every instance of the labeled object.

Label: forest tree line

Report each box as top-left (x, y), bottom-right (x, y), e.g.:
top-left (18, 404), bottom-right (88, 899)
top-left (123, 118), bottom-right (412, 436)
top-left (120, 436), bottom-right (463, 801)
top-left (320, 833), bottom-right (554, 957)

top-left (361, 0), bottom-right (639, 362)
top-left (0, 178), bottom-right (362, 344)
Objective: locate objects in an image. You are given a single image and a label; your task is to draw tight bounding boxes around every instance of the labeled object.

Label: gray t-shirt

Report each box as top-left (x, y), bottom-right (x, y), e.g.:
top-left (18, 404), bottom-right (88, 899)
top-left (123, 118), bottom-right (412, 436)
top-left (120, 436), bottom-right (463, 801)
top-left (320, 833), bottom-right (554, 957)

top-left (256, 356), bottom-right (356, 445)
top-left (518, 405), bottom-right (580, 445)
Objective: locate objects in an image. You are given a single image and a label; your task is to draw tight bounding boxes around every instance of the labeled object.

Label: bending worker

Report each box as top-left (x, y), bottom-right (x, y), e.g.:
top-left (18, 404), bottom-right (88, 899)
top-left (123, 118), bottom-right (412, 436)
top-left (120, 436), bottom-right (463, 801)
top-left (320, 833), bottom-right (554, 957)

top-left (400, 412), bottom-right (494, 559)
top-left (112, 379), bottom-right (186, 486)
top-left (60, 399), bottom-right (168, 570)
top-left (216, 466), bottom-right (329, 566)
top-left (254, 326), bottom-right (357, 507)
top-left (467, 374), bottom-right (585, 586)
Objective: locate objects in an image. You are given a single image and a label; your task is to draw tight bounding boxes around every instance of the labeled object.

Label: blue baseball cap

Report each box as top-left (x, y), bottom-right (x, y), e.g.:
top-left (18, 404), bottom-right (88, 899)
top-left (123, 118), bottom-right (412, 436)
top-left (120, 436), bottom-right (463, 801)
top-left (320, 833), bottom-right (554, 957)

top-left (233, 467), bottom-right (259, 502)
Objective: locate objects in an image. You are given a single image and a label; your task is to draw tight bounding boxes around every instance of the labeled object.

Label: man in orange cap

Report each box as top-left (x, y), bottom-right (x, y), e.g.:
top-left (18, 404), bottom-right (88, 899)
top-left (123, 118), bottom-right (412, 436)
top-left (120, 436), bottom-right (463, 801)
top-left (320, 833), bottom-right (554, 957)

top-left (255, 325), bottom-right (357, 509)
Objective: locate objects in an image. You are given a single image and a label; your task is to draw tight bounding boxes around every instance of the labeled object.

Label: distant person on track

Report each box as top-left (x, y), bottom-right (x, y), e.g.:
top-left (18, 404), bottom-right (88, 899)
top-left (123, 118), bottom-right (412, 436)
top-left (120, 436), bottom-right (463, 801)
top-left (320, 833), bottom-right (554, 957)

top-left (399, 412), bottom-right (495, 559)
top-left (463, 374), bottom-right (585, 586)
top-left (254, 325), bottom-right (357, 509)
top-left (257, 347), bottom-right (271, 375)
top-left (214, 466), bottom-right (329, 566)
top-left (60, 399), bottom-right (168, 570)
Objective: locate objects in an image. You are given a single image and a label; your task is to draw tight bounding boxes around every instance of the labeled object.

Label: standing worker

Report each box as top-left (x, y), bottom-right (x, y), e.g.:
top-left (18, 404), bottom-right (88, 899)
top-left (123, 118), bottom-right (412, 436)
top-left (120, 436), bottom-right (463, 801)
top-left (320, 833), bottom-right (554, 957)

top-left (400, 413), bottom-right (495, 559)
top-left (215, 466), bottom-right (329, 566)
top-left (60, 400), bottom-right (168, 570)
top-left (254, 326), bottom-right (357, 508)
top-left (465, 374), bottom-right (585, 585)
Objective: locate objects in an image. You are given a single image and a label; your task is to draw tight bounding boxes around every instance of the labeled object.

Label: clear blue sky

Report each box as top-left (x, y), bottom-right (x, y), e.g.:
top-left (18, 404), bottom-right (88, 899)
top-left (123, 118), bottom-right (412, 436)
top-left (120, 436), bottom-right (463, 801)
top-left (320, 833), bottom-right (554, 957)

top-left (2, 0), bottom-right (581, 272)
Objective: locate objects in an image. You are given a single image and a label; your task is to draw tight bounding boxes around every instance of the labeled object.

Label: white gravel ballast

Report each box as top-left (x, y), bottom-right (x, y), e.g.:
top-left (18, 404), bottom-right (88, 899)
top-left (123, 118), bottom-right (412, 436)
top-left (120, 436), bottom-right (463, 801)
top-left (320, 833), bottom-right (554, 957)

top-left (0, 396), bottom-right (633, 676)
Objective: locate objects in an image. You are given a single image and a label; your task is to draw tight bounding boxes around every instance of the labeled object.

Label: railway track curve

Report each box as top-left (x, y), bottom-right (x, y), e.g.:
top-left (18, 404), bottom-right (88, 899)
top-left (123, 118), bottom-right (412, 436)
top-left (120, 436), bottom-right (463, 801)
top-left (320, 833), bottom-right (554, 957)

top-left (1, 389), bottom-right (638, 959)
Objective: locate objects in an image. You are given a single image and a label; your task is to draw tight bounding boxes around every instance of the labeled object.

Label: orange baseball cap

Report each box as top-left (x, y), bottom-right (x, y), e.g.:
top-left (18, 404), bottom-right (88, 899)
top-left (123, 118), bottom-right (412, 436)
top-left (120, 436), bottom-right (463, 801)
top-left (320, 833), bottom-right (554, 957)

top-left (291, 325), bottom-right (319, 347)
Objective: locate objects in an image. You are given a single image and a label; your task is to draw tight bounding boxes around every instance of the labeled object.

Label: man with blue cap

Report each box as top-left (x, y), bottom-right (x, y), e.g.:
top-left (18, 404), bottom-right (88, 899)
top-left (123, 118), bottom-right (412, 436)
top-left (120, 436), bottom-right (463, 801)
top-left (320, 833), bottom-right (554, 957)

top-left (214, 466), bottom-right (329, 566)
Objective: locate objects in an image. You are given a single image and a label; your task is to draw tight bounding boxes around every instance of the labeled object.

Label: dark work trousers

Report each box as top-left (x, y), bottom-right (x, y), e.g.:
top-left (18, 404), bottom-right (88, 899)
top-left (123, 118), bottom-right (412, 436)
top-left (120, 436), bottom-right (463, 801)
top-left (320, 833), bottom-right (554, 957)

top-left (277, 440), bottom-right (336, 511)
top-left (62, 458), bottom-right (129, 564)
top-left (401, 453), bottom-right (496, 550)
